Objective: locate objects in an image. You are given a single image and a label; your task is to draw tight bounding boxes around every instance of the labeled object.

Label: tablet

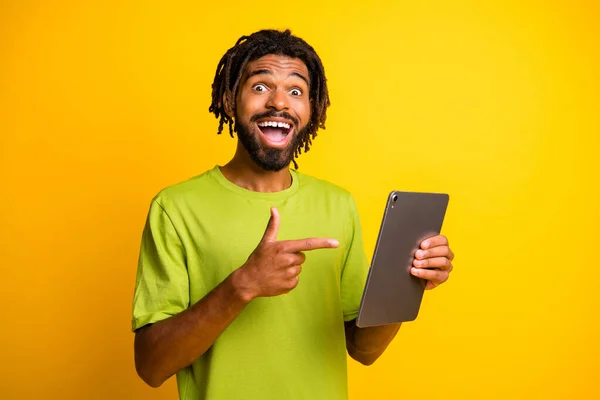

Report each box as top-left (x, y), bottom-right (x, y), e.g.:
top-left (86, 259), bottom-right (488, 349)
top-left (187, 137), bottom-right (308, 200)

top-left (356, 191), bottom-right (449, 327)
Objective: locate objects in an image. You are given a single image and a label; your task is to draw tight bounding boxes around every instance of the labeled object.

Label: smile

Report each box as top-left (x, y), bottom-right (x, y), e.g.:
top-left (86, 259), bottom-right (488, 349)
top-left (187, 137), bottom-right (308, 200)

top-left (258, 121), bottom-right (291, 129)
top-left (257, 119), bottom-right (293, 147)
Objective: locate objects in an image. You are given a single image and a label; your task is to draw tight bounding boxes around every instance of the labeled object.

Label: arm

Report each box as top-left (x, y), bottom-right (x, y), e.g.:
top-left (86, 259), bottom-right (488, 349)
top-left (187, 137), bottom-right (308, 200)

top-left (344, 320), bottom-right (401, 366)
top-left (340, 196), bottom-right (401, 366)
top-left (343, 235), bottom-right (455, 366)
top-left (134, 207), bottom-right (338, 387)
top-left (134, 269), bottom-right (250, 388)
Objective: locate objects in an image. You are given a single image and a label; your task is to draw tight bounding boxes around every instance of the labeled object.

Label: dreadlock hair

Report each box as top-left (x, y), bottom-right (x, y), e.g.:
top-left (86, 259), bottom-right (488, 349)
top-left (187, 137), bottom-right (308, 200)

top-left (208, 29), bottom-right (330, 169)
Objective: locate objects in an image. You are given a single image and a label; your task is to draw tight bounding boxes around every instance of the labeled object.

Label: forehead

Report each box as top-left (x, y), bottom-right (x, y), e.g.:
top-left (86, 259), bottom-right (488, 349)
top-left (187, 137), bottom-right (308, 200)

top-left (243, 54), bottom-right (309, 82)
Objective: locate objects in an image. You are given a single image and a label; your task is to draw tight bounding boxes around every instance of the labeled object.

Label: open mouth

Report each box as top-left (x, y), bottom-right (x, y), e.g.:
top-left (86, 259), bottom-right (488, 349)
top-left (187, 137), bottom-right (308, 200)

top-left (257, 120), bottom-right (293, 147)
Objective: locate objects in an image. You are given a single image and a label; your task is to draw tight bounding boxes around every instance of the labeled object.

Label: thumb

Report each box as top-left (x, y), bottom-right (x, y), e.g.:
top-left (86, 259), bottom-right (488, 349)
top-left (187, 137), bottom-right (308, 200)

top-left (260, 207), bottom-right (280, 243)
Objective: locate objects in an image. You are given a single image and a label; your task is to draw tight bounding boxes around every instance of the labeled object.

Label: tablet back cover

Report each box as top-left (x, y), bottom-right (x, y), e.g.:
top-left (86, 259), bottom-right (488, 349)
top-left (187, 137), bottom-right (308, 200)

top-left (356, 191), bottom-right (449, 327)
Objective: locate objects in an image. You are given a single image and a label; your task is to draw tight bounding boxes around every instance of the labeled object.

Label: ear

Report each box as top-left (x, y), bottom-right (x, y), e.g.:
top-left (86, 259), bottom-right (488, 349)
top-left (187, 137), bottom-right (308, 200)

top-left (223, 93), bottom-right (234, 118)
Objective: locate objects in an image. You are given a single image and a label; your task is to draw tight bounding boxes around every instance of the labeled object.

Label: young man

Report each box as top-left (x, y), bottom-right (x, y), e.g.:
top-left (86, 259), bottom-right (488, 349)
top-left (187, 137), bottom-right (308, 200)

top-left (132, 29), bottom-right (454, 400)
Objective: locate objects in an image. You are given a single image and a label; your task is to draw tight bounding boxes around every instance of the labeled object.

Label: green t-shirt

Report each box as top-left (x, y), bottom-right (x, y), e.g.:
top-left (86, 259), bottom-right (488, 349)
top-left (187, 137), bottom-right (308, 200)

top-left (132, 166), bottom-right (369, 400)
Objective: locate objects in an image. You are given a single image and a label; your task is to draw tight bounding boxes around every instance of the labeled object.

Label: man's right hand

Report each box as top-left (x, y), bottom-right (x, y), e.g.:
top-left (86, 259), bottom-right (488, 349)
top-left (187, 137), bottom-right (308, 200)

top-left (134, 207), bottom-right (339, 387)
top-left (233, 207), bottom-right (339, 302)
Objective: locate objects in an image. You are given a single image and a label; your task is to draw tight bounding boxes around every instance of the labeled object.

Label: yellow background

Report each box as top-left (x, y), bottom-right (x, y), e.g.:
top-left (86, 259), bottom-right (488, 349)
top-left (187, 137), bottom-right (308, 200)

top-left (1, 0), bottom-right (598, 399)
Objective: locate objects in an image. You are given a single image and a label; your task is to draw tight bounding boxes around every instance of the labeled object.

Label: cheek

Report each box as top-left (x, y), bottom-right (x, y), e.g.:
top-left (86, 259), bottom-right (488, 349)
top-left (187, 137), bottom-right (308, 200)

top-left (236, 90), bottom-right (258, 119)
top-left (295, 98), bottom-right (311, 124)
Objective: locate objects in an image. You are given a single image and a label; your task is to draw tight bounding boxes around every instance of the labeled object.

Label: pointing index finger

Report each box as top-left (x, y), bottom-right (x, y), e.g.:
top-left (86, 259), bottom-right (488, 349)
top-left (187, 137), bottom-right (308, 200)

top-left (281, 238), bottom-right (340, 253)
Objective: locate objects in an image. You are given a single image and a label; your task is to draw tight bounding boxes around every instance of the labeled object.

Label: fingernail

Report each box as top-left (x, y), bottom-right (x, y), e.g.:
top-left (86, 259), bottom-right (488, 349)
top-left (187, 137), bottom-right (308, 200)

top-left (411, 267), bottom-right (420, 276)
top-left (329, 239), bottom-right (339, 247)
top-left (415, 250), bottom-right (425, 259)
top-left (422, 240), bottom-right (430, 249)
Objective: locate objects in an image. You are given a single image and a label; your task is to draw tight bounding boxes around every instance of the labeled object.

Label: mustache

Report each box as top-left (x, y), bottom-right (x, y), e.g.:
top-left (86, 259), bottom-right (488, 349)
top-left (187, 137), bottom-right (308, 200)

top-left (250, 111), bottom-right (299, 127)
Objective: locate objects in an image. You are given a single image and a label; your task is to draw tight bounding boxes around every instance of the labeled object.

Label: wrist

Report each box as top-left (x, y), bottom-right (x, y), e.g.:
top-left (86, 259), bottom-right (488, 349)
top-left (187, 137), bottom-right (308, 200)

top-left (230, 267), bottom-right (256, 304)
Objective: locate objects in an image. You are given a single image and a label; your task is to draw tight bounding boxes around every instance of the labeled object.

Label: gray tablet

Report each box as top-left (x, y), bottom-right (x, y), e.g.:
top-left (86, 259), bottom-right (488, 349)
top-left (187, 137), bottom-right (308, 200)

top-left (356, 191), bottom-right (449, 327)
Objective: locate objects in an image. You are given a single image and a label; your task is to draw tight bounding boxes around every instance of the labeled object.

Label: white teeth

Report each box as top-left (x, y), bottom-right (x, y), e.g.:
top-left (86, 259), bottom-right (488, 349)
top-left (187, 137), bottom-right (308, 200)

top-left (258, 121), bottom-right (291, 129)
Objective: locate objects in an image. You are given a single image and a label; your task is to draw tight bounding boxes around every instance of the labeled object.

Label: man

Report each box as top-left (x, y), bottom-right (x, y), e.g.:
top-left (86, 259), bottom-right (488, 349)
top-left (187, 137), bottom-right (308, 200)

top-left (132, 29), bottom-right (454, 400)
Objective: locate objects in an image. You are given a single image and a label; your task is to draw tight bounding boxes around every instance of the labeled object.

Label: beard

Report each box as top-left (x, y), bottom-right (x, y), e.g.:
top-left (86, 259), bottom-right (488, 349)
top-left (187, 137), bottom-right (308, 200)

top-left (234, 111), bottom-right (306, 172)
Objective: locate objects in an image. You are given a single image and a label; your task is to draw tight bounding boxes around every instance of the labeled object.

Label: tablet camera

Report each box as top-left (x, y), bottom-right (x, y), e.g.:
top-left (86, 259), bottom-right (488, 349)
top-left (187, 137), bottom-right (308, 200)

top-left (392, 194), bottom-right (398, 202)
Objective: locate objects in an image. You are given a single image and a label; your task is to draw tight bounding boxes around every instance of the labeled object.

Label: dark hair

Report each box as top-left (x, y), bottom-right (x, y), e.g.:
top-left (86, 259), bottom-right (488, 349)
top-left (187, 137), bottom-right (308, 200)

top-left (208, 29), bottom-right (330, 165)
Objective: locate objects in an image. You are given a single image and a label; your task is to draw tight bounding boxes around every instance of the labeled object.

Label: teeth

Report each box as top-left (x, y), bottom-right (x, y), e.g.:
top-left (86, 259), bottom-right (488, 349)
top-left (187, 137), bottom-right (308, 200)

top-left (258, 121), bottom-right (291, 129)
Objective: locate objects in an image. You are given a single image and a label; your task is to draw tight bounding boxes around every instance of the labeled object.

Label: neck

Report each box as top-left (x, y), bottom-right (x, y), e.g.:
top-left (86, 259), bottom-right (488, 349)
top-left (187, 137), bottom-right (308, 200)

top-left (220, 142), bottom-right (292, 193)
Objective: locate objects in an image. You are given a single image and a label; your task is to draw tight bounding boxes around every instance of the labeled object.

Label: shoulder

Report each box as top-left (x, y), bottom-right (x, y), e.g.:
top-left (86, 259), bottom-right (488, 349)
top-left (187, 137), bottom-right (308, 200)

top-left (150, 168), bottom-right (217, 210)
top-left (294, 171), bottom-right (359, 216)
top-left (295, 171), bottom-right (353, 199)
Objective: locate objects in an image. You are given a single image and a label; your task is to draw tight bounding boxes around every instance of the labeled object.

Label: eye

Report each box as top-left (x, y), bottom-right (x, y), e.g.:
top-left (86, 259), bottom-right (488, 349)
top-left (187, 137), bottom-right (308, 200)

top-left (289, 88), bottom-right (303, 96)
top-left (253, 84), bottom-right (268, 92)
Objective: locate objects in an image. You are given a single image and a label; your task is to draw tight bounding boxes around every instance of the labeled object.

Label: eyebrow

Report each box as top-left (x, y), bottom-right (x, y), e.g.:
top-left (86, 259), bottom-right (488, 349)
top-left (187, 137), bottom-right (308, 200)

top-left (246, 69), bottom-right (310, 87)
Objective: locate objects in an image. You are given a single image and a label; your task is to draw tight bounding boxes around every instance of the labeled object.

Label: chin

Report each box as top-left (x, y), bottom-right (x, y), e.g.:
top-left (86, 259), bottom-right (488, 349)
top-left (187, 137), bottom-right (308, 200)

top-left (236, 122), bottom-right (301, 171)
top-left (250, 151), bottom-right (294, 172)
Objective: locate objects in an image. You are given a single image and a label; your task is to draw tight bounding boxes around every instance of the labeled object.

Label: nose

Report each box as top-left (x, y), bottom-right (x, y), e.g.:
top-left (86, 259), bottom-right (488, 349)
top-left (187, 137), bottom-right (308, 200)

top-left (266, 88), bottom-right (289, 111)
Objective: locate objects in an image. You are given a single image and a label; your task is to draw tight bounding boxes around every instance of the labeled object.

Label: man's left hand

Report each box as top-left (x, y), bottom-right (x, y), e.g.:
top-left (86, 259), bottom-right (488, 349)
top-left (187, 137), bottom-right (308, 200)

top-left (411, 235), bottom-right (454, 290)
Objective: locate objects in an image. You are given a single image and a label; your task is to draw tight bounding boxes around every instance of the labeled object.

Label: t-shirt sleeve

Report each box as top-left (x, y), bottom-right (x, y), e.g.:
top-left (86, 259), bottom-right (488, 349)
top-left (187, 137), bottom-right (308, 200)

top-left (131, 199), bottom-right (190, 331)
top-left (340, 194), bottom-right (370, 322)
